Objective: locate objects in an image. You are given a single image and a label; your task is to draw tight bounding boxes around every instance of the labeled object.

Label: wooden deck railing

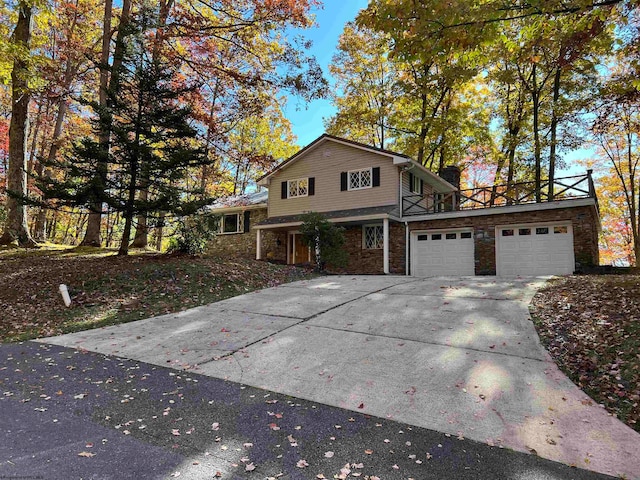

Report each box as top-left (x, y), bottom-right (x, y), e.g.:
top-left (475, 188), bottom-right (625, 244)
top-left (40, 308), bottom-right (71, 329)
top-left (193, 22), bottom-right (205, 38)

top-left (402, 171), bottom-right (597, 216)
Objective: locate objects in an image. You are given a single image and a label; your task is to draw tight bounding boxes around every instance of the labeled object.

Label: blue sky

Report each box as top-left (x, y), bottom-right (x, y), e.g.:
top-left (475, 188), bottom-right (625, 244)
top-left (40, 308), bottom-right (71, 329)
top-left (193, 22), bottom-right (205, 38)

top-left (283, 1), bottom-right (369, 147)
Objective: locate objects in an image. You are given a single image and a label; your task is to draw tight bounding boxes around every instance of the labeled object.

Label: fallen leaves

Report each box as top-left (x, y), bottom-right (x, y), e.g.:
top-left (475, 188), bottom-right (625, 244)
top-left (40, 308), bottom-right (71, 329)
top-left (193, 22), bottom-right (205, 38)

top-left (77, 451), bottom-right (95, 458)
top-left (531, 274), bottom-right (640, 431)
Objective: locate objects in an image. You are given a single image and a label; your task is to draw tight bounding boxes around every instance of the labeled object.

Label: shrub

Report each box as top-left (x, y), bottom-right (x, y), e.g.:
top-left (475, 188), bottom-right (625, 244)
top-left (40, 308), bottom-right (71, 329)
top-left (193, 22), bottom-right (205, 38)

top-left (299, 211), bottom-right (348, 271)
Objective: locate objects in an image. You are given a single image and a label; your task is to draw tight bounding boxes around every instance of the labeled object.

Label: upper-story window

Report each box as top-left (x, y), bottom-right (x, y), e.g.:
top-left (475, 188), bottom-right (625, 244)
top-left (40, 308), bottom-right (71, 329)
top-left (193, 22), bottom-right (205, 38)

top-left (348, 168), bottom-right (372, 191)
top-left (410, 174), bottom-right (422, 194)
top-left (288, 178), bottom-right (308, 198)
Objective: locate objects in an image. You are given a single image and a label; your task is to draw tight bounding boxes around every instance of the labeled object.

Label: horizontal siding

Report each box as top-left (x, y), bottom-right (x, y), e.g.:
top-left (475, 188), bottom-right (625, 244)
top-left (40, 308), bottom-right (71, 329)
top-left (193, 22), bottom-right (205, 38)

top-left (401, 171), bottom-right (434, 214)
top-left (268, 141), bottom-right (399, 218)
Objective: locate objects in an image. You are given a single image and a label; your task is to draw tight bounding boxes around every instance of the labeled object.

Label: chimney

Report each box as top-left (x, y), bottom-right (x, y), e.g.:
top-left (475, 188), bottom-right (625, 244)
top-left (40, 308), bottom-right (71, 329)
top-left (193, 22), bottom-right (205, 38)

top-left (438, 165), bottom-right (461, 212)
top-left (439, 165), bottom-right (461, 190)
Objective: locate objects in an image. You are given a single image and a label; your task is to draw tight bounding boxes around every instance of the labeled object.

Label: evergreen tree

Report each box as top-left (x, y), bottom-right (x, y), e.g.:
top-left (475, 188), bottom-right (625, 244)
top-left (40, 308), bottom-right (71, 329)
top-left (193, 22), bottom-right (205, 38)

top-left (39, 5), bottom-right (209, 255)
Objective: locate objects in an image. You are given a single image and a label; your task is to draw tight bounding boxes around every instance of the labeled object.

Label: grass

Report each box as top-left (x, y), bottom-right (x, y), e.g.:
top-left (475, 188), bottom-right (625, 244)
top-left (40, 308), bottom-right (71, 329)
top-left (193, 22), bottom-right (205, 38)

top-left (530, 274), bottom-right (640, 433)
top-left (0, 245), bottom-right (315, 343)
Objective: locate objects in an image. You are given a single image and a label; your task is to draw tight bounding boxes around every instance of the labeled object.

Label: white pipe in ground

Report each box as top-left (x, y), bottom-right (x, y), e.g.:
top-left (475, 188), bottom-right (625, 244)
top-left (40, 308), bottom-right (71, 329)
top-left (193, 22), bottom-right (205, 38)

top-left (59, 284), bottom-right (71, 307)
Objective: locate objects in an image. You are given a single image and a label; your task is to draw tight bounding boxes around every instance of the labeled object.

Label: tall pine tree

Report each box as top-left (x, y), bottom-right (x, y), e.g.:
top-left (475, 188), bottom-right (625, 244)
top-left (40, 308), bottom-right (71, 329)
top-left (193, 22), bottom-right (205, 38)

top-left (40, 5), bottom-right (209, 255)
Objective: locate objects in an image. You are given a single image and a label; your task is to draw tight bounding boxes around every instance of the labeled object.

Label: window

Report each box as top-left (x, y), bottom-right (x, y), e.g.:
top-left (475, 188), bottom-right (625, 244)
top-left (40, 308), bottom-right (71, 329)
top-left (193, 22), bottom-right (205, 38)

top-left (221, 213), bottom-right (240, 234)
top-left (417, 234), bottom-right (428, 241)
top-left (349, 168), bottom-right (372, 190)
top-left (363, 225), bottom-right (384, 249)
top-left (502, 229), bottom-right (514, 236)
top-left (519, 228), bottom-right (531, 236)
top-left (461, 232), bottom-right (472, 239)
top-left (536, 227), bottom-right (549, 235)
top-left (287, 178), bottom-right (308, 198)
top-left (431, 234), bottom-right (442, 240)
top-left (446, 233), bottom-right (457, 240)
top-left (554, 226), bottom-right (568, 234)
top-left (410, 174), bottom-right (422, 194)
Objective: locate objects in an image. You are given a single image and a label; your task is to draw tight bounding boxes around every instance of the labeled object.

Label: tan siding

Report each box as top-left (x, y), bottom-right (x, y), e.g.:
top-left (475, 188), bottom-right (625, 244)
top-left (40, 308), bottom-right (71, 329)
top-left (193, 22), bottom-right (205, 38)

top-left (267, 141), bottom-right (399, 218)
top-left (401, 171), bottom-right (434, 214)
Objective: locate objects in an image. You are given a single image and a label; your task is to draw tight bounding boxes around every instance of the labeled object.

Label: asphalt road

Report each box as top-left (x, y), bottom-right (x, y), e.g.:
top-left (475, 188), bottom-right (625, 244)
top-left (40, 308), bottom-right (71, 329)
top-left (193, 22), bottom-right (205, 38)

top-left (0, 341), bottom-right (615, 480)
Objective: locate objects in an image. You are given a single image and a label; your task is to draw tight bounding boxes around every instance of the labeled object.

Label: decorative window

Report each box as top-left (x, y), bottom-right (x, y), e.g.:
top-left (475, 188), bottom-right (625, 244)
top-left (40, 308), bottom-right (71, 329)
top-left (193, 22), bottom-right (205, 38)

top-left (554, 226), bottom-right (568, 234)
top-left (220, 213), bottom-right (241, 234)
top-left (410, 174), bottom-right (422, 194)
top-left (536, 227), bottom-right (549, 235)
top-left (446, 233), bottom-right (457, 240)
top-left (519, 228), bottom-right (531, 236)
top-left (417, 234), bottom-right (429, 241)
top-left (461, 232), bottom-right (472, 239)
top-left (363, 225), bottom-right (384, 249)
top-left (287, 178), bottom-right (308, 198)
top-left (502, 229), bottom-right (514, 236)
top-left (349, 168), bottom-right (372, 191)
top-left (431, 233), bottom-right (442, 240)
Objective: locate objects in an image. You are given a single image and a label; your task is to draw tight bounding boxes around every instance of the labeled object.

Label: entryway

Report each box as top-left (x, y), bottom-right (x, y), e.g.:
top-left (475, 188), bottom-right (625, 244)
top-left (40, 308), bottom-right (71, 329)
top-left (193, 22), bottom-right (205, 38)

top-left (288, 233), bottom-right (310, 265)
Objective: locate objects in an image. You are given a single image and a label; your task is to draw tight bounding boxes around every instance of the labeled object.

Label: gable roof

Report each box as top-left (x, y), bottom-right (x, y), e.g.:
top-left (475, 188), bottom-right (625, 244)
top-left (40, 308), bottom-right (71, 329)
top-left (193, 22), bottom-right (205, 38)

top-left (256, 133), bottom-right (456, 192)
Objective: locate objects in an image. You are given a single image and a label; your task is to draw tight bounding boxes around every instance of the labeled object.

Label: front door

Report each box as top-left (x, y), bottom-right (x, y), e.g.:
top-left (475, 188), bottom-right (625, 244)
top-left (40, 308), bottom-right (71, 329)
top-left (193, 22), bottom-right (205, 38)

top-left (289, 233), bottom-right (309, 264)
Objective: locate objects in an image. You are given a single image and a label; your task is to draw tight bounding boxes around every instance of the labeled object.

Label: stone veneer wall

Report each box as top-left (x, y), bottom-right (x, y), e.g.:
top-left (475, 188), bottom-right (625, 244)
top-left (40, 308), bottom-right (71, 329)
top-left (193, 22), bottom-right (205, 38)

top-left (206, 208), bottom-right (277, 259)
top-left (407, 204), bottom-right (599, 275)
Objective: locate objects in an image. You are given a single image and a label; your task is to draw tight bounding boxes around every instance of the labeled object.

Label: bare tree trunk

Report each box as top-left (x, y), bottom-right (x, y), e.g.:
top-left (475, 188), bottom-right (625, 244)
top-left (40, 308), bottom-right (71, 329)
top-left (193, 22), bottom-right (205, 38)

top-left (81, 0), bottom-right (114, 247)
top-left (155, 211), bottom-right (165, 251)
top-left (131, 0), bottom-right (173, 249)
top-left (0, 2), bottom-right (37, 247)
top-left (548, 67), bottom-right (562, 201)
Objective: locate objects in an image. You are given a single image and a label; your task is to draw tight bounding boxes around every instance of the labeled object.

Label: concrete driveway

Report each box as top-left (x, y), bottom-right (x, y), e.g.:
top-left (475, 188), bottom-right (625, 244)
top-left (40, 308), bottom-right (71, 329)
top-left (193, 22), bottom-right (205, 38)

top-left (40, 275), bottom-right (640, 479)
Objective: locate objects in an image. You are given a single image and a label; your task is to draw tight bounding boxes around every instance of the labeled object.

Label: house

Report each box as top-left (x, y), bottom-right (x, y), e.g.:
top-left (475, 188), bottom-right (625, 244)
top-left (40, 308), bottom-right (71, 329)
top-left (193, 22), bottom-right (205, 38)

top-left (204, 190), bottom-right (271, 258)
top-left (208, 134), bottom-right (600, 276)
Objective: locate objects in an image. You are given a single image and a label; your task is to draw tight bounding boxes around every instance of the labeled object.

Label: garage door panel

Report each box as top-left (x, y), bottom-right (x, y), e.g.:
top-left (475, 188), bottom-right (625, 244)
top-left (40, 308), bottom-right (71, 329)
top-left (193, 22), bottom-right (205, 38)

top-left (412, 230), bottom-right (475, 277)
top-left (497, 224), bottom-right (574, 276)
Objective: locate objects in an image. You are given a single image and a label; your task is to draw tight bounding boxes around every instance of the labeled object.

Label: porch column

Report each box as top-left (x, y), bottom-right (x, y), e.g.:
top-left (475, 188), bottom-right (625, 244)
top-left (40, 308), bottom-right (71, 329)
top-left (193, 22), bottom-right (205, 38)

top-left (256, 229), bottom-right (262, 260)
top-left (383, 217), bottom-right (390, 274)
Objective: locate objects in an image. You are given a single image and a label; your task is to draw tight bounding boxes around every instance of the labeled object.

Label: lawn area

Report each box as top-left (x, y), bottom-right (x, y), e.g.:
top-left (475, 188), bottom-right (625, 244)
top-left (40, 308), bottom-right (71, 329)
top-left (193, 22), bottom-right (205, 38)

top-left (0, 246), bottom-right (314, 343)
top-left (530, 274), bottom-right (640, 433)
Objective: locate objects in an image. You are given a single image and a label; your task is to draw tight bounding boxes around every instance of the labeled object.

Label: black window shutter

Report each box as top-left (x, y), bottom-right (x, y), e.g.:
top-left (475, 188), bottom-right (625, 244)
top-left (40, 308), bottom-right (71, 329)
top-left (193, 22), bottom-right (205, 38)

top-left (372, 167), bottom-right (381, 187)
top-left (340, 172), bottom-right (347, 191)
top-left (408, 172), bottom-right (414, 192)
top-left (243, 211), bottom-right (250, 233)
top-left (308, 177), bottom-right (315, 196)
top-left (420, 179), bottom-right (424, 195)
top-left (281, 181), bottom-right (287, 199)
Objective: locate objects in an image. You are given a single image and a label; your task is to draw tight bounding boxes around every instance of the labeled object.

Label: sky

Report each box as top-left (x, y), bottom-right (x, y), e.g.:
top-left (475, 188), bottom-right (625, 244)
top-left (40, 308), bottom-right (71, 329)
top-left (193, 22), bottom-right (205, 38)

top-left (282, 1), bottom-right (369, 147)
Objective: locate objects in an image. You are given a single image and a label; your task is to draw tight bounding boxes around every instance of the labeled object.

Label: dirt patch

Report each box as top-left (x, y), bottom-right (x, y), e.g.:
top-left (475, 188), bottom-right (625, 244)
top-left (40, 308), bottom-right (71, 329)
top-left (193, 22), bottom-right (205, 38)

top-left (0, 247), bottom-right (314, 342)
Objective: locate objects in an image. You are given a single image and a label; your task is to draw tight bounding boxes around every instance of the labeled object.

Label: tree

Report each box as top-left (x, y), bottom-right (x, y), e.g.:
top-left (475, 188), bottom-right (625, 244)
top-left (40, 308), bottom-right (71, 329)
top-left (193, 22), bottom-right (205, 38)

top-left (592, 94), bottom-right (640, 265)
top-left (325, 22), bottom-right (397, 148)
top-left (41, 7), bottom-right (209, 256)
top-left (299, 212), bottom-right (347, 272)
top-left (0, 1), bottom-right (37, 247)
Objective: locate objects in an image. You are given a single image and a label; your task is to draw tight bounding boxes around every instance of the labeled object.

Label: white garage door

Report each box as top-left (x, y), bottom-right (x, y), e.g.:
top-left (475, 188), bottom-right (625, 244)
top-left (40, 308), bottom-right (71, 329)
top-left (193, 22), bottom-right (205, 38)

top-left (411, 230), bottom-right (475, 277)
top-left (496, 224), bottom-right (575, 276)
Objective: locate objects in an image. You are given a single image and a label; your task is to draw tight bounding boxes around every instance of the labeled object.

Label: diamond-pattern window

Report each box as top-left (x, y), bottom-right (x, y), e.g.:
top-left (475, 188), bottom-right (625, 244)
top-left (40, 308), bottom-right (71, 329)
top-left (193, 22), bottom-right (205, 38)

top-left (287, 178), bottom-right (309, 198)
top-left (364, 225), bottom-right (384, 249)
top-left (349, 168), bottom-right (372, 190)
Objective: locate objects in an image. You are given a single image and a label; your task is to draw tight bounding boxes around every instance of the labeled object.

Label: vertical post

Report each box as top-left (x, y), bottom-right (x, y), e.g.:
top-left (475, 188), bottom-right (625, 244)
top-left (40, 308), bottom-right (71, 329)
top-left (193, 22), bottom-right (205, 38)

top-left (256, 229), bottom-right (262, 260)
top-left (587, 169), bottom-right (595, 197)
top-left (399, 169), bottom-right (404, 219)
top-left (383, 217), bottom-right (390, 274)
top-left (405, 221), bottom-right (410, 276)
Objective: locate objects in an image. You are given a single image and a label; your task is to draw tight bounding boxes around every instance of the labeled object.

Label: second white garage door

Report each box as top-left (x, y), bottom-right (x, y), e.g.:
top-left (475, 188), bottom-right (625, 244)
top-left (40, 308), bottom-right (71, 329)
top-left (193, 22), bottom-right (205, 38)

top-left (496, 223), bottom-right (575, 276)
top-left (411, 229), bottom-right (475, 277)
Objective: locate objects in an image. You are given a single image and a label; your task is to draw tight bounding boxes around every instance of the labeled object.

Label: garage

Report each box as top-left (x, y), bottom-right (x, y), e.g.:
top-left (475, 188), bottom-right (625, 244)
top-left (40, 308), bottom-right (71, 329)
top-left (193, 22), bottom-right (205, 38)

top-left (496, 223), bottom-right (575, 276)
top-left (411, 229), bottom-right (475, 277)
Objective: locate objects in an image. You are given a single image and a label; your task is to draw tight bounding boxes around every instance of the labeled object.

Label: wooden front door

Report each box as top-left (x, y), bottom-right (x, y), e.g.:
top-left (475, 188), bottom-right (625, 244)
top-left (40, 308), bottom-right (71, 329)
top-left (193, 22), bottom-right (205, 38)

top-left (289, 234), bottom-right (309, 264)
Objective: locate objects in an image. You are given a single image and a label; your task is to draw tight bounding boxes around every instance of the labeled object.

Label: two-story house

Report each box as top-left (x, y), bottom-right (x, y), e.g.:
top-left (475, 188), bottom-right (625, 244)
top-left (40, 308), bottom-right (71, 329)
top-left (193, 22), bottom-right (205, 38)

top-left (208, 134), bottom-right (600, 276)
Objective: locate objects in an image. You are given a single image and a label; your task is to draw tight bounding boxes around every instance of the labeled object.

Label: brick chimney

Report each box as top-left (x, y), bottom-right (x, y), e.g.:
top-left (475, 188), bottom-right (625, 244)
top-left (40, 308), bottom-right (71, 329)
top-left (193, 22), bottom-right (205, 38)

top-left (439, 165), bottom-right (461, 190)
top-left (438, 165), bottom-right (461, 211)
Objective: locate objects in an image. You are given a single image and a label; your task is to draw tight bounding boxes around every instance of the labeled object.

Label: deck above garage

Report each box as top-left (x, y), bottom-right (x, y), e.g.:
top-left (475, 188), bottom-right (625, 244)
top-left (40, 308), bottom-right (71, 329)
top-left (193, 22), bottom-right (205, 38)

top-left (402, 171), bottom-right (597, 217)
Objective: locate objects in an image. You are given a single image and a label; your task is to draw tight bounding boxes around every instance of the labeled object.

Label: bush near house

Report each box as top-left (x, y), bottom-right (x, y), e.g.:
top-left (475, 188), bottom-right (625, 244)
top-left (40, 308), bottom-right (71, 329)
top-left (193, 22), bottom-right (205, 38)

top-left (530, 274), bottom-right (640, 433)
